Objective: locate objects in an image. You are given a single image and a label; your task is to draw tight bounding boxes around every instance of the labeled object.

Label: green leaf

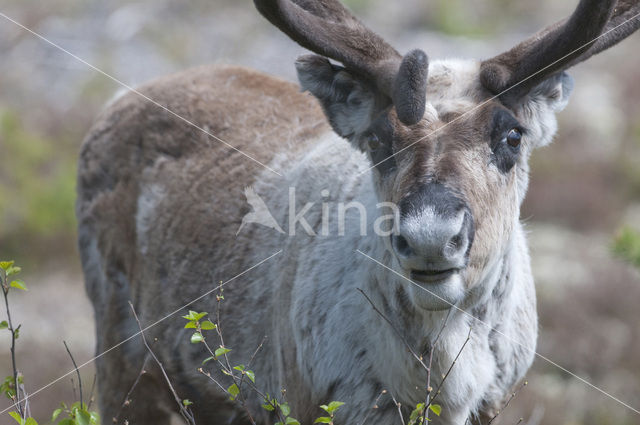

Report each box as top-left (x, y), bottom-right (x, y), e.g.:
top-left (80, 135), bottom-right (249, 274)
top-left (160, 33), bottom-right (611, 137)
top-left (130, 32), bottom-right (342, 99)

top-left (8, 411), bottom-right (22, 424)
top-left (245, 370), bottom-right (255, 383)
top-left (0, 321), bottom-right (7, 329)
top-left (280, 403), bottom-right (291, 417)
top-left (314, 417), bottom-right (332, 423)
top-left (184, 321), bottom-right (197, 329)
top-left (233, 365), bottom-right (245, 372)
top-left (285, 417), bottom-right (300, 425)
top-left (200, 320), bottom-right (216, 330)
top-left (89, 411), bottom-right (100, 424)
top-left (57, 419), bottom-right (75, 425)
top-left (76, 410), bottom-right (91, 425)
top-left (429, 404), bottom-right (441, 416)
top-left (408, 403), bottom-right (424, 424)
top-left (10, 280), bottom-right (27, 291)
top-left (202, 356), bottom-right (214, 365)
top-left (182, 311), bottom-right (208, 321)
top-left (0, 261), bottom-right (14, 270)
top-left (52, 408), bottom-right (63, 421)
top-left (215, 346), bottom-right (231, 358)
top-left (262, 403), bottom-right (275, 411)
top-left (193, 312), bottom-right (208, 321)
top-left (190, 332), bottom-right (204, 344)
top-left (326, 401), bottom-right (345, 414)
top-left (182, 399), bottom-right (193, 407)
top-left (6, 266), bottom-right (21, 277)
top-left (25, 418), bottom-right (38, 425)
top-left (227, 383), bottom-right (239, 400)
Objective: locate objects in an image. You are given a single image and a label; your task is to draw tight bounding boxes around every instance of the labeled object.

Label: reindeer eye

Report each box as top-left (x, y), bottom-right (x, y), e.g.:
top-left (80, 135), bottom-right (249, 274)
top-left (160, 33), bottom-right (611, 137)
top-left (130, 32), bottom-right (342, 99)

top-left (367, 134), bottom-right (381, 150)
top-left (506, 128), bottom-right (522, 147)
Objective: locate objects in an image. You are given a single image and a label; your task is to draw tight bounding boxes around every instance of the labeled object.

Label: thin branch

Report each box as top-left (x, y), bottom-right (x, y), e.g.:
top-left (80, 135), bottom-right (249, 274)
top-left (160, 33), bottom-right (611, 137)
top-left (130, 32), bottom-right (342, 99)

top-left (87, 374), bottom-right (97, 409)
top-left (357, 389), bottom-right (387, 425)
top-left (114, 356), bottom-right (149, 422)
top-left (197, 368), bottom-right (228, 394)
top-left (422, 308), bottom-right (452, 424)
top-left (129, 301), bottom-right (196, 425)
top-left (389, 392), bottom-right (406, 425)
top-left (211, 290), bottom-right (258, 425)
top-left (1, 269), bottom-right (23, 417)
top-left (487, 380), bottom-right (528, 425)
top-left (63, 341), bottom-right (83, 408)
top-left (427, 326), bottom-right (473, 410)
top-left (423, 308), bottom-right (453, 359)
top-left (238, 335), bottom-right (267, 410)
top-left (247, 336), bottom-right (267, 369)
top-left (357, 288), bottom-right (428, 370)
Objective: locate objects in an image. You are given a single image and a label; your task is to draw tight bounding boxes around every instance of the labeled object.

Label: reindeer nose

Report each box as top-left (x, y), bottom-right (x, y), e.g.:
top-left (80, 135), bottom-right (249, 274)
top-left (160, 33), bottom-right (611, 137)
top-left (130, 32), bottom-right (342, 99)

top-left (392, 183), bottom-right (474, 278)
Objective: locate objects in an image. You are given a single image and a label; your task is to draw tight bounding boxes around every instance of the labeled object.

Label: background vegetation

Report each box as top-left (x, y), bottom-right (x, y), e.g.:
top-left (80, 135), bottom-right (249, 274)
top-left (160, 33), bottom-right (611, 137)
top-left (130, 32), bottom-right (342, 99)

top-left (0, 0), bottom-right (639, 424)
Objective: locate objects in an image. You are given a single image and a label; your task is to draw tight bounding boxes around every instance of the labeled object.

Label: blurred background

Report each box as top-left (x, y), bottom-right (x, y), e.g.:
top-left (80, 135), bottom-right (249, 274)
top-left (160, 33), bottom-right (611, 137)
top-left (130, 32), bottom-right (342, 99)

top-left (0, 0), bottom-right (639, 424)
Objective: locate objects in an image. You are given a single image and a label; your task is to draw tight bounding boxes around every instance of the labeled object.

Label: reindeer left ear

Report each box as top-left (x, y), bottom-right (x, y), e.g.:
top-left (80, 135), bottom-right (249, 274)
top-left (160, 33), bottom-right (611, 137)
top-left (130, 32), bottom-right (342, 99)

top-left (529, 72), bottom-right (574, 112)
top-left (296, 54), bottom-right (379, 140)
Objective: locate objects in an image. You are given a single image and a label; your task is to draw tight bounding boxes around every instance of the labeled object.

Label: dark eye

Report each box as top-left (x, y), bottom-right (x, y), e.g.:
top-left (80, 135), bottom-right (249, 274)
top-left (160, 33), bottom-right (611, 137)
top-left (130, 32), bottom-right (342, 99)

top-left (506, 128), bottom-right (522, 147)
top-left (367, 134), bottom-right (381, 150)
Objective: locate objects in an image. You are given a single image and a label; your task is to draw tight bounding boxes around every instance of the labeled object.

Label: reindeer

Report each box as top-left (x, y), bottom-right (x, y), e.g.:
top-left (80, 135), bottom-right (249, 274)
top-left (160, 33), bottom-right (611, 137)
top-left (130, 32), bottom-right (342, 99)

top-left (76, 0), bottom-right (640, 424)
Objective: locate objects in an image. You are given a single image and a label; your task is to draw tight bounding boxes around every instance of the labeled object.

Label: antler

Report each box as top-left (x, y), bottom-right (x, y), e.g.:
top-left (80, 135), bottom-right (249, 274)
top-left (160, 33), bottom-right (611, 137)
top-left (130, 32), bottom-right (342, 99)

top-left (481, 0), bottom-right (640, 102)
top-left (253, 0), bottom-right (429, 125)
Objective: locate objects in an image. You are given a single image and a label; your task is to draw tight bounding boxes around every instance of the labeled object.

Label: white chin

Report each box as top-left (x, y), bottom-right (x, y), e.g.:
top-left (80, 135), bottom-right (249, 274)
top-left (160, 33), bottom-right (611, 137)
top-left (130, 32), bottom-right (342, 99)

top-left (408, 274), bottom-right (465, 311)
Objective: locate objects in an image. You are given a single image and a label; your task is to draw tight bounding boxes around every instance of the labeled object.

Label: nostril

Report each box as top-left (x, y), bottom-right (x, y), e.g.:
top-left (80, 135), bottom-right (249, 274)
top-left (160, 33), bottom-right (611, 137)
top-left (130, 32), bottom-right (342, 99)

top-left (444, 230), bottom-right (468, 259)
top-left (392, 234), bottom-right (413, 257)
top-left (450, 234), bottom-right (463, 251)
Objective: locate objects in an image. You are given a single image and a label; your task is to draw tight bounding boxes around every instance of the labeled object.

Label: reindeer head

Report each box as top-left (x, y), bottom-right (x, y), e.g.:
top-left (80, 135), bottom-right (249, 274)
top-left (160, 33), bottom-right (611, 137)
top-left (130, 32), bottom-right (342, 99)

top-left (255, 0), bottom-right (640, 309)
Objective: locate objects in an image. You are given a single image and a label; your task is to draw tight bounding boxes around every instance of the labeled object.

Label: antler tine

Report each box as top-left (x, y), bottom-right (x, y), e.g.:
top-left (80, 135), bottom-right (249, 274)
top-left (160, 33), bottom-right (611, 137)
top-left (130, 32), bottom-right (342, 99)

top-left (254, 0), bottom-right (429, 125)
top-left (564, 0), bottom-right (640, 68)
top-left (481, 0), bottom-right (617, 101)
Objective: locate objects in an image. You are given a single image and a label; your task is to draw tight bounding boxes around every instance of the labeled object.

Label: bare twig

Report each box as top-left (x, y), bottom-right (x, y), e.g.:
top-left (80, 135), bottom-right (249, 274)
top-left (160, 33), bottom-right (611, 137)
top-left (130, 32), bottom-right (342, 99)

top-left (427, 326), bottom-right (473, 410)
top-left (70, 378), bottom-right (77, 405)
top-left (247, 336), bottom-right (267, 369)
top-left (389, 392), bottom-right (406, 425)
top-left (357, 389), bottom-right (387, 425)
top-left (88, 374), bottom-right (97, 409)
top-left (357, 288), bottom-right (427, 370)
top-left (197, 368), bottom-right (228, 394)
top-left (422, 309), bottom-right (453, 424)
top-left (63, 341), bottom-right (83, 408)
top-left (129, 301), bottom-right (196, 425)
top-left (237, 336), bottom-right (268, 410)
top-left (114, 356), bottom-right (149, 422)
top-left (487, 380), bottom-right (528, 425)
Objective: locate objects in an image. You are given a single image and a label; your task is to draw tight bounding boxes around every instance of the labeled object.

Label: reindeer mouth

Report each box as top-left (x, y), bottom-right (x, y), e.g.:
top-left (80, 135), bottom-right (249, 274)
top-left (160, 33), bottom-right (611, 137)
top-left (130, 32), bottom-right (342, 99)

top-left (411, 268), bottom-right (459, 284)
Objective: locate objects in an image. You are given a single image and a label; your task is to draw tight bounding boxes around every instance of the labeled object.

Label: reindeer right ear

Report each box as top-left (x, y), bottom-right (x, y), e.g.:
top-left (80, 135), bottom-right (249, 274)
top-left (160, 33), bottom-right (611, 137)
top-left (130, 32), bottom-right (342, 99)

top-left (296, 55), bottom-right (378, 140)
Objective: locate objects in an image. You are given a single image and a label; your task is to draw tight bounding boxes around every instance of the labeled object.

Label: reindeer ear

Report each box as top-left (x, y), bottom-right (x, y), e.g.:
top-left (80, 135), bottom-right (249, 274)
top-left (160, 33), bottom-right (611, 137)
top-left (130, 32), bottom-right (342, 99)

top-left (296, 55), bottom-right (378, 139)
top-left (528, 72), bottom-right (574, 112)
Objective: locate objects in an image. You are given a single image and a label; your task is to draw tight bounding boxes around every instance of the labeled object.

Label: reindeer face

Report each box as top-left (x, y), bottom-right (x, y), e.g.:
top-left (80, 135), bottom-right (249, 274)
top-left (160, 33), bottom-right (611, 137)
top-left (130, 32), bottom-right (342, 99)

top-left (264, 0), bottom-right (638, 310)
top-left (298, 58), bottom-right (573, 309)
